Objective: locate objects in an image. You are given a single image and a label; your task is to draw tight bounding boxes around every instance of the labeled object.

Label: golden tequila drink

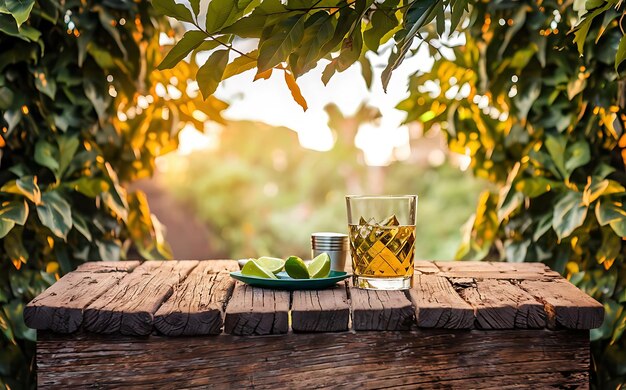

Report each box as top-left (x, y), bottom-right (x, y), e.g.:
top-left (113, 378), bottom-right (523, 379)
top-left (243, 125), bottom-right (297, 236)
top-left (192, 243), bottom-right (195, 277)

top-left (349, 222), bottom-right (415, 278)
top-left (346, 196), bottom-right (417, 290)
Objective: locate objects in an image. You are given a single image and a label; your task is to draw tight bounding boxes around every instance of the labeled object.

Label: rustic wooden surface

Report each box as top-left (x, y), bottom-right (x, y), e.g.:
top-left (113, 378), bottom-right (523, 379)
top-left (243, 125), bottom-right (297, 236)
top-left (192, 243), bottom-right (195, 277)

top-left (291, 282), bottom-right (349, 332)
top-left (37, 329), bottom-right (590, 389)
top-left (153, 260), bottom-right (237, 336)
top-left (409, 274), bottom-right (474, 328)
top-left (83, 261), bottom-right (198, 335)
top-left (26, 260), bottom-right (604, 335)
top-left (30, 260), bottom-right (604, 389)
top-left (223, 282), bottom-right (290, 335)
top-left (23, 261), bottom-right (139, 333)
top-left (519, 278), bottom-right (605, 329)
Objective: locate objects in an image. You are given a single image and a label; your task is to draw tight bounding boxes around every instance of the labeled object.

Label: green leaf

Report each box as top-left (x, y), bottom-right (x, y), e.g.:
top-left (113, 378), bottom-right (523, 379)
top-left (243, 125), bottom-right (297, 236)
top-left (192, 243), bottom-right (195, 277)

top-left (223, 50), bottom-right (258, 79)
top-left (257, 15), bottom-right (305, 73)
top-left (157, 30), bottom-right (207, 70)
top-left (292, 11), bottom-right (335, 77)
top-left (34, 139), bottom-right (59, 173)
top-left (151, 0), bottom-right (193, 22)
top-left (5, 0), bottom-right (34, 27)
top-left (57, 135), bottom-right (79, 178)
top-left (564, 140), bottom-right (590, 174)
top-left (1, 176), bottom-right (41, 204)
top-left (197, 49), bottom-right (229, 100)
top-left (4, 227), bottom-right (28, 265)
top-left (596, 198), bottom-right (626, 226)
top-left (336, 23), bottom-right (363, 72)
top-left (609, 217), bottom-right (626, 236)
top-left (364, 10), bottom-right (398, 53)
top-left (515, 177), bottom-right (556, 198)
top-left (545, 135), bottom-right (567, 179)
top-left (359, 55), bottom-right (373, 89)
top-left (596, 226), bottom-right (621, 265)
top-left (36, 191), bottom-right (72, 239)
top-left (533, 213), bottom-right (553, 241)
top-left (206, 0), bottom-right (242, 34)
top-left (219, 14), bottom-right (267, 38)
top-left (497, 184), bottom-right (523, 222)
top-left (552, 191), bottom-right (587, 239)
top-left (68, 177), bottom-right (110, 197)
top-left (0, 218), bottom-right (14, 238)
top-left (72, 213), bottom-right (91, 241)
top-left (450, 0), bottom-right (468, 32)
top-left (514, 79), bottom-right (541, 121)
top-left (616, 35), bottom-right (626, 71)
top-left (0, 200), bottom-right (28, 225)
top-left (573, 18), bottom-right (591, 55)
top-left (33, 68), bottom-right (56, 98)
top-left (321, 60), bottom-right (336, 86)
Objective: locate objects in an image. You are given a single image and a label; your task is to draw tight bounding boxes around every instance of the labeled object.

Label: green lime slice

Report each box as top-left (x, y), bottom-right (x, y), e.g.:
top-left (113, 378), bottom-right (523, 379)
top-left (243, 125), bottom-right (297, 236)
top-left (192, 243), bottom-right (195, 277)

top-left (285, 256), bottom-right (309, 279)
top-left (241, 259), bottom-right (278, 279)
top-left (256, 256), bottom-right (285, 274)
top-left (308, 253), bottom-right (331, 278)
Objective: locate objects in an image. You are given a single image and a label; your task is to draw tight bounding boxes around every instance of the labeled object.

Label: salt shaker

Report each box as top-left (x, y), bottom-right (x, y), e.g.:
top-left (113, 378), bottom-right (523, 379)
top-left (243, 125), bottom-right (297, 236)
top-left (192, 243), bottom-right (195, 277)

top-left (311, 232), bottom-right (349, 272)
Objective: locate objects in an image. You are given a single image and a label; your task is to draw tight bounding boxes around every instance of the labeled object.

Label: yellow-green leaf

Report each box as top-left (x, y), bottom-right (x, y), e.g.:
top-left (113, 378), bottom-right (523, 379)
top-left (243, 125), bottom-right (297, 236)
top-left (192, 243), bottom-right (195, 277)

top-left (158, 30), bottom-right (207, 70)
top-left (197, 49), bottom-right (229, 100)
top-left (223, 51), bottom-right (258, 80)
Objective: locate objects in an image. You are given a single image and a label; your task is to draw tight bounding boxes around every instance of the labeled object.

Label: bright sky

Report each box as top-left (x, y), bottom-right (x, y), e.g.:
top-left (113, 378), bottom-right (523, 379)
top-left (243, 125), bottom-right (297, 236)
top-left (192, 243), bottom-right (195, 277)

top-left (178, 39), bottom-right (435, 166)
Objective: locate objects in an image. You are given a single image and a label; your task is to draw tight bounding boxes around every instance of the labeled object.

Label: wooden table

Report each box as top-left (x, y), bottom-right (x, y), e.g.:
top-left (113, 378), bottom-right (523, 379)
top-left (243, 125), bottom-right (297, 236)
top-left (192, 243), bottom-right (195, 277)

top-left (25, 260), bottom-right (604, 389)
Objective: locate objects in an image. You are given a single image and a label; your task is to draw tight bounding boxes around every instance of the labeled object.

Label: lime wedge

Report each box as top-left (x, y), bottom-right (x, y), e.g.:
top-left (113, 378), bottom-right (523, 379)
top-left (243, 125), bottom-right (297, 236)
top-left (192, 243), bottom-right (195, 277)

top-left (285, 256), bottom-right (309, 279)
top-left (241, 259), bottom-right (278, 279)
top-left (308, 253), bottom-right (331, 278)
top-left (256, 256), bottom-right (285, 274)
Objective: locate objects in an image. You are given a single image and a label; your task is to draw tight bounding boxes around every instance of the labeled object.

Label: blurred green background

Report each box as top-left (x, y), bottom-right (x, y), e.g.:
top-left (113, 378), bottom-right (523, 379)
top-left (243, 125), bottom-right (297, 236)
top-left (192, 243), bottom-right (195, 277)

top-left (153, 115), bottom-right (485, 261)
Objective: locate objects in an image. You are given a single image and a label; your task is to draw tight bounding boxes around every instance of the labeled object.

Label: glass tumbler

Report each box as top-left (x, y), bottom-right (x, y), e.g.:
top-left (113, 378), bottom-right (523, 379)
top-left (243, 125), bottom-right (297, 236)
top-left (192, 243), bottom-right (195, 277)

top-left (346, 195), bottom-right (417, 290)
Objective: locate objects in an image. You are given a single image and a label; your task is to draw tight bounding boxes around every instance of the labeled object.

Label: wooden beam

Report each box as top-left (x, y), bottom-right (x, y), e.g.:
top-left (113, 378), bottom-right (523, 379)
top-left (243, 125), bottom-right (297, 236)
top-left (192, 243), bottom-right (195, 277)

top-left (37, 330), bottom-right (590, 389)
top-left (349, 287), bottom-right (414, 330)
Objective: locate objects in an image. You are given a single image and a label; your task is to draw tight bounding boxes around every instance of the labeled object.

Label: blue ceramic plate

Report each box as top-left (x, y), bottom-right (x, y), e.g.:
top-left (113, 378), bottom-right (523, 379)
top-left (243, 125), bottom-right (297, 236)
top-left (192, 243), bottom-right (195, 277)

top-left (229, 271), bottom-right (350, 290)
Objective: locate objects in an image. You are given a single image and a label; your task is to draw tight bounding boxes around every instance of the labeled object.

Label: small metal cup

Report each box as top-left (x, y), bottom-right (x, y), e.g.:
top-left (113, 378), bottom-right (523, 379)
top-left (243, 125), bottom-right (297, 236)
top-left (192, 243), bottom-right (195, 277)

top-left (311, 232), bottom-right (349, 272)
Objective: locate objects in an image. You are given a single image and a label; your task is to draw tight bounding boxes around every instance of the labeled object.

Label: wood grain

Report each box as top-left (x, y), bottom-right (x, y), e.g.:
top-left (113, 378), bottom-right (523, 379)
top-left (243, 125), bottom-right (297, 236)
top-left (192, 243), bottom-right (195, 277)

top-left (413, 260), bottom-right (440, 274)
top-left (24, 263), bottom-right (135, 333)
top-left (435, 261), bottom-right (561, 280)
top-left (291, 282), bottom-right (349, 332)
top-left (519, 278), bottom-right (604, 329)
top-left (455, 279), bottom-right (546, 329)
top-left (349, 287), bottom-right (414, 330)
top-left (83, 261), bottom-right (198, 336)
top-left (409, 274), bottom-right (474, 328)
top-left (75, 261), bottom-right (141, 273)
top-left (153, 260), bottom-right (237, 336)
top-left (223, 282), bottom-right (290, 335)
top-left (37, 330), bottom-right (590, 389)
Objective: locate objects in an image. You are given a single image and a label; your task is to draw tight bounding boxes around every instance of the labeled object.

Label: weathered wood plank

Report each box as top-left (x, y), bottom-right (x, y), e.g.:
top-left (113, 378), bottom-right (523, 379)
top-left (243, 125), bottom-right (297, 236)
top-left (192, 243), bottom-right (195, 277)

top-left (454, 279), bottom-right (546, 329)
top-left (24, 262), bottom-right (137, 333)
top-left (75, 261), bottom-right (141, 273)
top-left (435, 261), bottom-right (560, 280)
top-left (409, 274), bottom-right (474, 328)
top-left (519, 278), bottom-right (604, 329)
top-left (413, 260), bottom-right (440, 274)
top-left (83, 261), bottom-right (198, 335)
top-left (153, 260), bottom-right (237, 336)
top-left (37, 330), bottom-right (590, 389)
top-left (349, 287), bottom-right (414, 330)
top-left (223, 282), bottom-right (290, 335)
top-left (292, 282), bottom-right (349, 332)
